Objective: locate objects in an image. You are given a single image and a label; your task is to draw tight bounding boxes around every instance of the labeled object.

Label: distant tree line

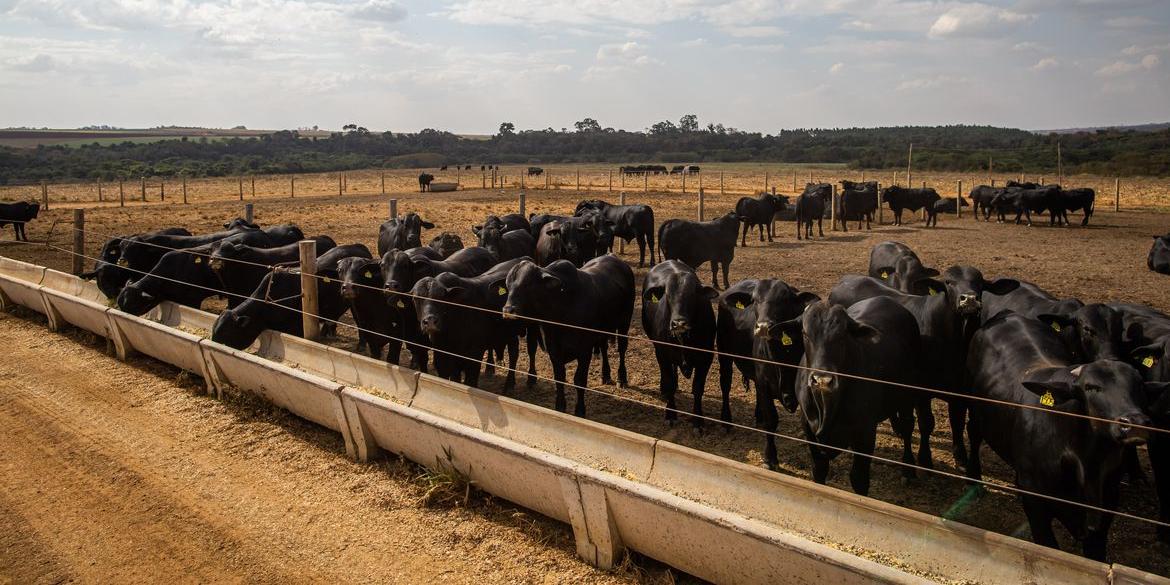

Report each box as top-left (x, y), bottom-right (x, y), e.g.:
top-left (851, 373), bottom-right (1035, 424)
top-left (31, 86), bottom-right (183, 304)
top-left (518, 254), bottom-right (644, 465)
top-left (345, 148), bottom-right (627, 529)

top-left (2, 117), bottom-right (1167, 184)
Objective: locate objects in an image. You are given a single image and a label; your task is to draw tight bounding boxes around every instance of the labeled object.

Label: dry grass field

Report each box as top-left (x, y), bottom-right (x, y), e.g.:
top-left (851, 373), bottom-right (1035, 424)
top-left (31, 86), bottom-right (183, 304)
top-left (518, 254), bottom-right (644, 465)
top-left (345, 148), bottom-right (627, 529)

top-left (3, 181), bottom-right (1170, 577)
top-left (4, 163), bottom-right (1169, 211)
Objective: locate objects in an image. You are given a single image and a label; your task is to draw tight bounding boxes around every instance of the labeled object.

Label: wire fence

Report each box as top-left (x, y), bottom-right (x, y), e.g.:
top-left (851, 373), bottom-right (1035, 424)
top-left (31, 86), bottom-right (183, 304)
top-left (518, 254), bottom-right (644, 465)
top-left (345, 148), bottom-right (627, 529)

top-left (2, 218), bottom-right (1169, 534)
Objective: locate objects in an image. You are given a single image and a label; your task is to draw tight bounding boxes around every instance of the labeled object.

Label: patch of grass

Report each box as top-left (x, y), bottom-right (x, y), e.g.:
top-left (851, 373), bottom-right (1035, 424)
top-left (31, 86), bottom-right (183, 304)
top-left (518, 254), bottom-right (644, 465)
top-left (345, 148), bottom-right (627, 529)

top-left (414, 445), bottom-right (476, 508)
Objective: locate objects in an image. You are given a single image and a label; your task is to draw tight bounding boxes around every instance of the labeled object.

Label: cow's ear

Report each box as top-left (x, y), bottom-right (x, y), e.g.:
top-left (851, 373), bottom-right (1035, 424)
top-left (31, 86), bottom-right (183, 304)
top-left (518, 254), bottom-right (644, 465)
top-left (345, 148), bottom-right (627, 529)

top-left (912, 278), bottom-right (946, 297)
top-left (724, 292), bottom-right (752, 311)
top-left (1131, 344), bottom-right (1162, 371)
top-left (421, 221), bottom-right (435, 229)
top-left (471, 225), bottom-right (482, 235)
top-left (921, 267), bottom-right (940, 278)
top-left (235, 315), bottom-right (252, 329)
top-left (643, 286), bottom-right (665, 305)
top-left (984, 278), bottom-right (1020, 295)
top-left (488, 279), bottom-right (508, 301)
top-left (541, 273), bottom-right (563, 290)
top-left (1021, 380), bottom-right (1076, 406)
top-left (875, 266), bottom-right (895, 280)
top-left (699, 286), bottom-right (719, 301)
top-left (796, 291), bottom-right (821, 307)
top-left (846, 320), bottom-right (880, 343)
top-left (776, 318), bottom-right (803, 345)
top-left (546, 227), bottom-right (562, 236)
top-left (1037, 313), bottom-right (1076, 334)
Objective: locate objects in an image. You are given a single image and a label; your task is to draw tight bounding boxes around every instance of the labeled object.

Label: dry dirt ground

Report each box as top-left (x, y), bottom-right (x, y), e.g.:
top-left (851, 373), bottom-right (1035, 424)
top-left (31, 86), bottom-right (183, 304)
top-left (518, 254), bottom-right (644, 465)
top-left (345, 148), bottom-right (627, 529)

top-left (2, 184), bottom-right (1170, 578)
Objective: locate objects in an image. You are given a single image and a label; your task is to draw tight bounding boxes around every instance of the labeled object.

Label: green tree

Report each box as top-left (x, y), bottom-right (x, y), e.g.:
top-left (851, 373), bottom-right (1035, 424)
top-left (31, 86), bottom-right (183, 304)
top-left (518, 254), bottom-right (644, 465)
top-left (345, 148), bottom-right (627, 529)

top-left (498, 122), bottom-right (516, 136)
top-left (679, 114), bottom-right (699, 132)
top-left (574, 118), bottom-right (602, 133)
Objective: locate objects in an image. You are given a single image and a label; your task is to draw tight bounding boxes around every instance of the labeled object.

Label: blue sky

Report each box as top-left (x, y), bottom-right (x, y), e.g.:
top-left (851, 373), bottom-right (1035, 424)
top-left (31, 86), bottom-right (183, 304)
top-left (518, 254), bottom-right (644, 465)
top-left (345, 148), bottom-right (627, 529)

top-left (1, 0), bottom-right (1168, 133)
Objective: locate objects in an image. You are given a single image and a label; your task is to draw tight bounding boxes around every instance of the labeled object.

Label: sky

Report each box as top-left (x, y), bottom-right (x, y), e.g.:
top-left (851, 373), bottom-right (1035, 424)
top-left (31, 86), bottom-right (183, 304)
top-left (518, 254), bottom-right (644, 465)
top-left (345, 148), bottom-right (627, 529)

top-left (1, 0), bottom-right (1168, 134)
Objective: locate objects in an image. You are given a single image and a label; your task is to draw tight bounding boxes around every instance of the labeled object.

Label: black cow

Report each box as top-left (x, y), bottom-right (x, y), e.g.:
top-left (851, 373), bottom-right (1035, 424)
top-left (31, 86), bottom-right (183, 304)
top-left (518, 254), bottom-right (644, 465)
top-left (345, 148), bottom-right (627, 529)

top-left (337, 254), bottom-right (397, 360)
top-left (419, 173), bottom-right (435, 192)
top-left (82, 227), bottom-right (192, 294)
top-left (990, 185), bottom-right (1061, 226)
top-left (478, 225), bottom-right (535, 263)
top-left (734, 193), bottom-right (787, 245)
top-left (867, 241), bottom-right (938, 293)
top-left (377, 213), bottom-right (435, 257)
top-left (428, 232), bottom-right (464, 258)
top-left (527, 167), bottom-right (544, 176)
top-left (575, 199), bottom-right (656, 267)
top-left (717, 279), bottom-right (819, 469)
top-left (1150, 234), bottom-right (1170, 275)
top-left (412, 258), bottom-right (536, 392)
top-left (968, 185), bottom-right (1002, 221)
top-left (1050, 188), bottom-right (1095, 227)
top-left (110, 225), bottom-right (272, 299)
top-left (210, 246), bottom-right (369, 350)
top-left (210, 236), bottom-right (337, 307)
top-left (836, 180), bottom-right (878, 232)
top-left (966, 311), bottom-right (1160, 560)
top-left (116, 230), bottom-right (288, 316)
top-left (502, 255), bottom-right (634, 416)
top-left (641, 261), bottom-right (718, 427)
top-left (535, 221), bottom-right (567, 267)
top-left (659, 212), bottom-right (739, 289)
top-left (0, 201), bottom-right (40, 241)
top-left (1118, 304), bottom-right (1170, 542)
top-left (473, 213), bottom-right (531, 236)
top-left (981, 280), bottom-right (1084, 325)
top-left (381, 246), bottom-right (495, 369)
top-left (795, 183), bottom-right (832, 240)
top-left (931, 197), bottom-right (969, 221)
top-left (778, 298), bottom-right (921, 495)
top-left (881, 186), bottom-right (941, 226)
top-left (528, 213), bottom-right (570, 239)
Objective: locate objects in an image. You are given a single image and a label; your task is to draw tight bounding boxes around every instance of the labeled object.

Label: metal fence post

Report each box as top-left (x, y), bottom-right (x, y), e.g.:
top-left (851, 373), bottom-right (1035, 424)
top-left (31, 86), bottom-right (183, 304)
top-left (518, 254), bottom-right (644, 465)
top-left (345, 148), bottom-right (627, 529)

top-left (299, 240), bottom-right (320, 341)
top-left (389, 198), bottom-right (399, 220)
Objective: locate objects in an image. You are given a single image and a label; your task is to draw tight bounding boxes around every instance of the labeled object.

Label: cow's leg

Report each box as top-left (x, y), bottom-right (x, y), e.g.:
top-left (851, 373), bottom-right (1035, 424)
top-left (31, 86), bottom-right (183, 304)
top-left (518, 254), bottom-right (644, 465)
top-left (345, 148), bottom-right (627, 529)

top-left (598, 338), bottom-right (613, 385)
top-left (916, 397), bottom-right (935, 469)
top-left (616, 332), bottom-right (628, 387)
top-left (817, 217), bottom-right (824, 237)
top-left (636, 234), bottom-right (646, 267)
top-left (551, 359), bottom-right (568, 413)
top-left (796, 219), bottom-right (802, 240)
top-left (525, 327), bottom-right (540, 388)
top-left (645, 231), bottom-right (655, 267)
top-left (966, 413), bottom-right (984, 482)
top-left (758, 223), bottom-right (765, 242)
top-left (1150, 435), bottom-right (1170, 543)
top-left (657, 349), bottom-right (679, 425)
top-left (463, 351), bottom-right (482, 387)
top-left (1021, 498), bottom-right (1059, 550)
top-left (718, 356), bottom-right (734, 425)
top-left (949, 401), bottom-right (969, 467)
top-left (810, 443), bottom-right (830, 484)
top-left (573, 353), bottom-right (591, 417)
top-left (503, 336), bottom-right (519, 394)
top-left (890, 407), bottom-right (916, 480)
top-left (758, 384), bottom-right (779, 470)
top-left (721, 260), bottom-right (730, 289)
top-left (386, 338), bottom-right (402, 366)
top-left (767, 220), bottom-right (774, 242)
top-left (710, 262), bottom-right (720, 289)
top-left (740, 222), bottom-right (747, 247)
top-left (849, 427), bottom-right (878, 496)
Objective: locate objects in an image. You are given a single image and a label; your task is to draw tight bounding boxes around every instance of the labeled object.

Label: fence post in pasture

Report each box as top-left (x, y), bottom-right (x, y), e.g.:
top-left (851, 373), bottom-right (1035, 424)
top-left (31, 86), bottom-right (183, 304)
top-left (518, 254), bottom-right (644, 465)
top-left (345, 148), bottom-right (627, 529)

top-left (892, 170), bottom-right (898, 187)
top-left (251, 176), bottom-right (256, 198)
top-left (791, 171), bottom-right (797, 192)
top-left (338, 173), bottom-right (343, 197)
top-left (698, 171), bottom-right (703, 193)
top-left (618, 191), bottom-right (627, 254)
top-left (119, 180), bottom-right (125, 207)
top-left (97, 178), bottom-right (103, 203)
top-left (608, 171), bottom-right (613, 192)
top-left (160, 181), bottom-right (165, 202)
top-left (381, 172), bottom-right (386, 195)
top-left (140, 177), bottom-right (147, 202)
top-left (644, 173), bottom-right (648, 193)
top-left (1039, 176), bottom-right (1045, 185)
top-left (720, 171), bottom-right (725, 196)
top-left (991, 178), bottom-right (996, 188)
top-left (518, 192), bottom-right (526, 217)
top-left (682, 172), bottom-right (686, 194)
top-left (40, 181), bottom-right (48, 211)
top-left (830, 184), bottom-right (837, 231)
top-left (809, 171), bottom-right (813, 185)
top-left (299, 240), bottom-right (320, 341)
top-left (697, 188), bottom-right (705, 221)
top-left (921, 181), bottom-right (928, 222)
top-left (764, 172), bottom-right (769, 194)
top-left (576, 170), bottom-right (581, 192)
top-left (72, 209), bottom-right (84, 276)
top-left (343, 172), bottom-right (348, 192)
top-left (877, 182), bottom-right (883, 224)
top-left (239, 177), bottom-right (244, 201)
top-left (290, 175), bottom-right (296, 198)
top-left (545, 172), bottom-right (550, 189)
top-left (861, 170), bottom-right (866, 182)
top-left (389, 198), bottom-right (399, 220)
top-left (621, 171), bottom-right (625, 188)
top-left (244, 203), bottom-right (254, 224)
top-left (1115, 177), bottom-right (1121, 212)
top-left (771, 187), bottom-right (778, 234)
top-left (956, 180), bottom-right (962, 218)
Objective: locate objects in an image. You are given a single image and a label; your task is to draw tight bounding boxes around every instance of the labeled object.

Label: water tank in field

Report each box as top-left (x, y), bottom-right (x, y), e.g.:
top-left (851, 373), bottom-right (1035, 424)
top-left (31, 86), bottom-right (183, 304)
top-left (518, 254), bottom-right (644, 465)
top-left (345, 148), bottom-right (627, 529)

top-left (428, 182), bottom-right (458, 192)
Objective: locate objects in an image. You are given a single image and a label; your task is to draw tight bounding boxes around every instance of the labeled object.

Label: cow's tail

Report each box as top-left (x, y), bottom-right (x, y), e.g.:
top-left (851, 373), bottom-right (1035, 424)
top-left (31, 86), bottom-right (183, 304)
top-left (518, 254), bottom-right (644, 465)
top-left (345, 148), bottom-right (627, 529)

top-left (656, 221), bottom-right (668, 264)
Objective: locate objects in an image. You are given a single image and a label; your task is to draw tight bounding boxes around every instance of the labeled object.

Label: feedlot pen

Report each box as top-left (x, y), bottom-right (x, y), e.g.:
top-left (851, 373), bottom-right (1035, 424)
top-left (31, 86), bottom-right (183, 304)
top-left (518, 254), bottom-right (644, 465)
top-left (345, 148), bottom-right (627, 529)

top-left (3, 184), bottom-right (1170, 580)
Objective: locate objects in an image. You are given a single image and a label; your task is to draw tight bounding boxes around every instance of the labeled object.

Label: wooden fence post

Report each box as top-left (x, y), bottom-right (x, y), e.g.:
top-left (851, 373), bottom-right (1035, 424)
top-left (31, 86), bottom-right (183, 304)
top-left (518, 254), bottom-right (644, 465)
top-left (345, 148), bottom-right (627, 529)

top-left (518, 192), bottom-right (526, 217)
top-left (576, 170), bottom-right (580, 191)
top-left (921, 181), bottom-right (928, 221)
top-left (291, 175), bottom-right (296, 198)
top-left (299, 240), bottom-right (320, 341)
top-left (40, 181), bottom-right (48, 211)
top-left (792, 171), bottom-right (797, 192)
top-left (251, 176), bottom-right (256, 198)
top-left (1115, 177), bottom-right (1121, 212)
top-left (644, 173), bottom-right (648, 193)
top-left (381, 172), bottom-right (386, 195)
top-left (956, 180), bottom-right (962, 218)
top-left (140, 177), bottom-right (146, 202)
top-left (244, 203), bottom-right (254, 224)
top-left (160, 181), bottom-right (165, 202)
top-left (830, 183), bottom-right (837, 231)
top-left (697, 187), bottom-right (705, 221)
top-left (389, 198), bottom-right (398, 220)
top-left (238, 177), bottom-right (244, 201)
top-left (482, 173), bottom-right (486, 189)
top-left (343, 172), bottom-right (348, 192)
top-left (72, 209), bottom-right (84, 275)
top-left (682, 172), bottom-right (686, 195)
top-left (97, 178), bottom-right (103, 203)
top-left (877, 182), bottom-right (883, 224)
top-left (764, 172), bottom-right (769, 194)
top-left (618, 191), bottom-right (626, 254)
top-left (338, 173), bottom-right (343, 197)
top-left (119, 180), bottom-right (125, 207)
top-left (720, 171), bottom-right (725, 196)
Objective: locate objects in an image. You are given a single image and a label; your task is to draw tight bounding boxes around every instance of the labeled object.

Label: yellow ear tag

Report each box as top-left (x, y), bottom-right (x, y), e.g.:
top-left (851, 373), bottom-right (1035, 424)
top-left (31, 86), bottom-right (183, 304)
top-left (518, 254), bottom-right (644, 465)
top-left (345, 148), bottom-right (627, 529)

top-left (734, 301), bottom-right (745, 310)
top-left (194, 257), bottom-right (202, 264)
top-left (1051, 322), bottom-right (1062, 332)
top-left (497, 286), bottom-right (507, 296)
top-left (650, 293), bottom-right (659, 303)
top-left (1143, 356), bottom-right (1155, 368)
top-left (781, 332), bottom-right (794, 346)
top-left (363, 271), bottom-right (373, 279)
top-left (880, 271), bottom-right (889, 279)
top-left (396, 300), bottom-right (405, 309)
top-left (117, 259), bottom-right (128, 267)
top-left (1040, 391), bottom-right (1055, 407)
top-left (322, 277), bottom-right (331, 283)
top-left (928, 288), bottom-right (939, 296)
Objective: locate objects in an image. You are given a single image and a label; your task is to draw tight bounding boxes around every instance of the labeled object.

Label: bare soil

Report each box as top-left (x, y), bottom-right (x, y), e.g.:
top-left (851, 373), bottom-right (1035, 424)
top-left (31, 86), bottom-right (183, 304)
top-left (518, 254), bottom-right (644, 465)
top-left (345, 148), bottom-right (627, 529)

top-left (2, 184), bottom-right (1170, 577)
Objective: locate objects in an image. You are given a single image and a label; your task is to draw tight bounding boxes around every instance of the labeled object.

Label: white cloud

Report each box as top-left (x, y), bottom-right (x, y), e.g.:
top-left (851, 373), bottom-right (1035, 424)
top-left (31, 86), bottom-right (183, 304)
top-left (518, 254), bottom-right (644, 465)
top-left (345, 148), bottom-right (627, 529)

top-left (829, 62), bottom-right (844, 74)
top-left (726, 25), bottom-right (785, 38)
top-left (596, 41), bottom-right (659, 65)
top-left (1013, 41), bottom-right (1047, 52)
top-left (681, 38), bottom-right (708, 48)
top-left (896, 75), bottom-right (967, 91)
top-left (1105, 15), bottom-right (1156, 28)
top-left (841, 19), bottom-right (873, 31)
top-left (928, 3), bottom-right (1033, 39)
top-left (1031, 57), bottom-right (1059, 71)
top-left (1096, 54), bottom-right (1160, 76)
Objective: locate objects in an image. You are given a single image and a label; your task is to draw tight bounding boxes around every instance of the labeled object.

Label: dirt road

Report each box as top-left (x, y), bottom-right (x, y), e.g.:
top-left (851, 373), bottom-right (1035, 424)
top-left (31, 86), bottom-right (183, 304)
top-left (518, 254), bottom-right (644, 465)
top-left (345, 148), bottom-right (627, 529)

top-left (0, 311), bottom-right (646, 584)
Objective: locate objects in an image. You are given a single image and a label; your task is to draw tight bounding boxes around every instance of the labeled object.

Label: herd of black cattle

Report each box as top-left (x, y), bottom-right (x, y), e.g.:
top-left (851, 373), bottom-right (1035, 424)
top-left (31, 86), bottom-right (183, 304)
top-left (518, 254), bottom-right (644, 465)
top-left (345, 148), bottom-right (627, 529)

top-left (2, 179), bottom-right (1170, 561)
